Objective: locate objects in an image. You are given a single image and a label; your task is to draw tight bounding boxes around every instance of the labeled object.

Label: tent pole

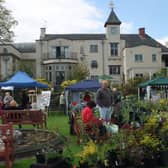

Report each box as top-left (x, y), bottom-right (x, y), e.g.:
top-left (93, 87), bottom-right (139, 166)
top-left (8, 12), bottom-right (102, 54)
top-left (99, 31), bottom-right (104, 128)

top-left (138, 87), bottom-right (140, 100)
top-left (35, 87), bottom-right (37, 103)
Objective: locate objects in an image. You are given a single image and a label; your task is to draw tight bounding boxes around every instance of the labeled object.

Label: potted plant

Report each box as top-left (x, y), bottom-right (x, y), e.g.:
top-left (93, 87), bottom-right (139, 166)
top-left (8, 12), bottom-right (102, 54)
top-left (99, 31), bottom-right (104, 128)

top-left (158, 112), bottom-right (168, 166)
top-left (139, 133), bottom-right (160, 167)
top-left (76, 140), bottom-right (99, 168)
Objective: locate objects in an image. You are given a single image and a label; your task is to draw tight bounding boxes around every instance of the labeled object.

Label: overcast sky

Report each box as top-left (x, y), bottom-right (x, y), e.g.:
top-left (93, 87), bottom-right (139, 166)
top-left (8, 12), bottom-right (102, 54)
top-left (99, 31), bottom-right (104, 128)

top-left (5, 0), bottom-right (168, 45)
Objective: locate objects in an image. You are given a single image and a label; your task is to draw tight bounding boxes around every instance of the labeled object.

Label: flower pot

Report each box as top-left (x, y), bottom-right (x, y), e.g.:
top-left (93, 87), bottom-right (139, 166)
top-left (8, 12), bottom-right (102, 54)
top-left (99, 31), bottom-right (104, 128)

top-left (143, 158), bottom-right (157, 168)
top-left (36, 153), bottom-right (46, 164)
top-left (79, 161), bottom-right (89, 168)
top-left (159, 150), bottom-right (168, 166)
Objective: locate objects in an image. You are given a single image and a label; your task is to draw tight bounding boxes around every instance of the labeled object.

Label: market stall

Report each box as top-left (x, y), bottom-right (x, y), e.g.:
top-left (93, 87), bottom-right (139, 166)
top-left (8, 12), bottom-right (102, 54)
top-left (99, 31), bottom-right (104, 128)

top-left (138, 77), bottom-right (168, 100)
top-left (65, 80), bottom-right (101, 114)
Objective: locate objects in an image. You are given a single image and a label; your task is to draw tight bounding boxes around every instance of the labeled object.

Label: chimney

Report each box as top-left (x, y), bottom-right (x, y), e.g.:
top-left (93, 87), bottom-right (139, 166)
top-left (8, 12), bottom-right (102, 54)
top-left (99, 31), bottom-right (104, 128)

top-left (40, 27), bottom-right (46, 39)
top-left (139, 27), bottom-right (145, 37)
top-left (166, 41), bottom-right (168, 47)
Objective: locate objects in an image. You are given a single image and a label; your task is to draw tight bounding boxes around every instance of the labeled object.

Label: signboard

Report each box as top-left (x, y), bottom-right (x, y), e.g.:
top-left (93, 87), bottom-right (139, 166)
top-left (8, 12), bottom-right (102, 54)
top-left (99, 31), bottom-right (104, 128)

top-left (37, 91), bottom-right (51, 110)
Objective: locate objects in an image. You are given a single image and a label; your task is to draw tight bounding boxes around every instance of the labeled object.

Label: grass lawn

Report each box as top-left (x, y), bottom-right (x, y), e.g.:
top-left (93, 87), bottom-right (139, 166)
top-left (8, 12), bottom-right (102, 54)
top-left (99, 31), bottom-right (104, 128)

top-left (1, 111), bottom-right (168, 168)
top-left (0, 111), bottom-right (82, 168)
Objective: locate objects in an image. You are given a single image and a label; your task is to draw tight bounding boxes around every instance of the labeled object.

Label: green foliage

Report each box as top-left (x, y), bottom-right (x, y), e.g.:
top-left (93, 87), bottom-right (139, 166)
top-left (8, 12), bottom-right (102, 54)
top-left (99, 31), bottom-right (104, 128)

top-left (0, 0), bottom-right (18, 42)
top-left (154, 68), bottom-right (168, 78)
top-left (60, 80), bottom-right (77, 90)
top-left (70, 63), bottom-right (90, 81)
top-left (19, 62), bottom-right (34, 77)
top-left (121, 76), bottom-right (149, 96)
top-left (36, 78), bottom-right (51, 89)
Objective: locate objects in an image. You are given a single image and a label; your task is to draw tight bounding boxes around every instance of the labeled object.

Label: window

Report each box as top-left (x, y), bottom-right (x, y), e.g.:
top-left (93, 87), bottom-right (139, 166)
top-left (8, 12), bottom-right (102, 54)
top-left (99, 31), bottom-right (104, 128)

top-left (135, 73), bottom-right (143, 78)
top-left (80, 46), bottom-right (84, 55)
top-left (91, 60), bottom-right (98, 68)
top-left (90, 45), bottom-right (98, 53)
top-left (3, 48), bottom-right (8, 53)
top-left (46, 66), bottom-right (52, 82)
top-left (51, 46), bottom-right (69, 59)
top-left (55, 65), bottom-right (59, 70)
top-left (134, 54), bottom-right (143, 62)
top-left (152, 54), bottom-right (157, 62)
top-left (109, 65), bottom-right (120, 75)
top-left (91, 75), bottom-right (98, 81)
top-left (110, 43), bottom-right (118, 56)
top-left (55, 71), bottom-right (65, 85)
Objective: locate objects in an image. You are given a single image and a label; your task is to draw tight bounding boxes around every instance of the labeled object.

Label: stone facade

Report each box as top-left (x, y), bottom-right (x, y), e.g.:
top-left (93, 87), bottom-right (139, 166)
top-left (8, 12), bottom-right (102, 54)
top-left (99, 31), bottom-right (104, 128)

top-left (0, 9), bottom-right (168, 87)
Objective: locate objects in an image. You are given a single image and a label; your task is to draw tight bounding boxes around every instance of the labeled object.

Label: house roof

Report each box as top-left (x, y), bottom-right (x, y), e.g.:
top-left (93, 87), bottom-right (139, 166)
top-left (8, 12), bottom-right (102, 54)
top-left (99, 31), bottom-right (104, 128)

top-left (104, 9), bottom-right (121, 27)
top-left (121, 34), bottom-right (168, 52)
top-left (42, 34), bottom-right (105, 41)
top-left (139, 77), bottom-right (168, 87)
top-left (41, 33), bottom-right (168, 53)
top-left (13, 43), bottom-right (36, 53)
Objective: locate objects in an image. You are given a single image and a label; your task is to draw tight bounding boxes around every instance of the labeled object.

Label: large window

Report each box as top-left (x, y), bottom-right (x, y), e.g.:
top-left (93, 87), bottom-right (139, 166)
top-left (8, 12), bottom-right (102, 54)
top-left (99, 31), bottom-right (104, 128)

top-left (90, 45), bottom-right (98, 53)
top-left (109, 65), bottom-right (120, 75)
top-left (46, 66), bottom-right (52, 82)
top-left (51, 46), bottom-right (69, 59)
top-left (55, 71), bottom-right (65, 85)
top-left (134, 54), bottom-right (143, 62)
top-left (110, 43), bottom-right (118, 56)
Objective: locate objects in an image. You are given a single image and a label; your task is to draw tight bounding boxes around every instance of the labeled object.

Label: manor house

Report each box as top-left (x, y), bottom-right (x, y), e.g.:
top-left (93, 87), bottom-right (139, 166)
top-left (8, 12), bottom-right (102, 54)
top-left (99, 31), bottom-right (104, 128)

top-left (0, 9), bottom-right (168, 87)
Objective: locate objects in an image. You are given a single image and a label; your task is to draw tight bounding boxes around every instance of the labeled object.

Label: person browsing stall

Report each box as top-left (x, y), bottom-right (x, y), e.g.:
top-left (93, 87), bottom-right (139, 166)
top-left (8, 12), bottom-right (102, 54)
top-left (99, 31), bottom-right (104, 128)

top-left (96, 80), bottom-right (113, 121)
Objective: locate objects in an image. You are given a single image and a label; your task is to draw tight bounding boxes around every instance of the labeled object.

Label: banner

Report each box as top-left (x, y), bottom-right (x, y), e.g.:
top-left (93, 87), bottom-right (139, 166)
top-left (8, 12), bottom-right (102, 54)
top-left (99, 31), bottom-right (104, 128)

top-left (37, 90), bottom-right (51, 110)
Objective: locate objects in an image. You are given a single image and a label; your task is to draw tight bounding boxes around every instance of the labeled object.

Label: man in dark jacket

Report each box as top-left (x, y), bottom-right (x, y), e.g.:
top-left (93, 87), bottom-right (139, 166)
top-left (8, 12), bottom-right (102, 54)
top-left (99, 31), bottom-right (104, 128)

top-left (96, 80), bottom-right (113, 121)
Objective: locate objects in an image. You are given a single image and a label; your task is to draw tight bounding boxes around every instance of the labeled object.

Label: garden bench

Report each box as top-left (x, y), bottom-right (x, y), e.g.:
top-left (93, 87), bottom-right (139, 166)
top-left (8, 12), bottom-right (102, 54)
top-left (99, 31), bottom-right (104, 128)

top-left (1, 109), bottom-right (47, 128)
top-left (0, 123), bottom-right (14, 168)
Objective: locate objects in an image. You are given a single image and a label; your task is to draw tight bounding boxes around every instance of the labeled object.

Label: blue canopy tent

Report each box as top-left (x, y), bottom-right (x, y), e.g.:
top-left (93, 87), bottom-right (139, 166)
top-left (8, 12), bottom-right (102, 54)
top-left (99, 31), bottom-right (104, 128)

top-left (0, 71), bottom-right (48, 88)
top-left (65, 79), bottom-right (101, 92)
top-left (0, 71), bottom-right (49, 109)
top-left (65, 80), bottom-right (101, 114)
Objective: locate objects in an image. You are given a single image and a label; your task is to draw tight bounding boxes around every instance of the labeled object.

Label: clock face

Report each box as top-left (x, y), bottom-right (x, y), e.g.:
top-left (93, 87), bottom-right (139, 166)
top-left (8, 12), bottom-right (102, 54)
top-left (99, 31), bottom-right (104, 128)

top-left (111, 27), bottom-right (118, 34)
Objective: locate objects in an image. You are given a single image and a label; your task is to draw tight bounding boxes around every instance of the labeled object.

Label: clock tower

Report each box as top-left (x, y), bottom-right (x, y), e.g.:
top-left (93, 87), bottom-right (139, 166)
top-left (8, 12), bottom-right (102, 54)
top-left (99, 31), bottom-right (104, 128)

top-left (104, 6), bottom-right (121, 41)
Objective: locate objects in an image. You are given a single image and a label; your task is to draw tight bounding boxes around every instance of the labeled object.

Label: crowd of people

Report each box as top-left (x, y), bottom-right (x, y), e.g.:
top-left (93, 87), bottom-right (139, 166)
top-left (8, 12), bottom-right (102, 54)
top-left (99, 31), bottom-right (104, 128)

top-left (69, 80), bottom-right (122, 137)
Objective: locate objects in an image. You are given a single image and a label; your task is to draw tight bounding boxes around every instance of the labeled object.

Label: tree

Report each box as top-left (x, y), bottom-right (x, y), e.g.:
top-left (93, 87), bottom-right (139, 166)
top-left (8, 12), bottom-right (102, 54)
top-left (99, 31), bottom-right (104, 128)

top-left (19, 62), bottom-right (34, 77)
top-left (153, 68), bottom-right (168, 78)
top-left (70, 63), bottom-right (90, 81)
top-left (0, 0), bottom-right (18, 42)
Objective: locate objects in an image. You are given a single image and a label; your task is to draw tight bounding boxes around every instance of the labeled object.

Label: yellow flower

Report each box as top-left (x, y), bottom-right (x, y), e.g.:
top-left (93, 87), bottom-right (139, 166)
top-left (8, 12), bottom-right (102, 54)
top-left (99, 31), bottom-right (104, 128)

top-left (76, 140), bottom-right (98, 164)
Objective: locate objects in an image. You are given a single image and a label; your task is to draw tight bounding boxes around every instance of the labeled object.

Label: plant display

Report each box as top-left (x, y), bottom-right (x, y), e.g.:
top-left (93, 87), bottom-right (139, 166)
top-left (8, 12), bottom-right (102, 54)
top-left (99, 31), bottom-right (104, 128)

top-left (77, 140), bottom-right (98, 167)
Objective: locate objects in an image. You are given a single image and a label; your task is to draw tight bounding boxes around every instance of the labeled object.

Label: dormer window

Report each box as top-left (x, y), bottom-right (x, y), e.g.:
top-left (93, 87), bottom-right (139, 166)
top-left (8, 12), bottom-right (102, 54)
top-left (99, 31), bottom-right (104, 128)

top-left (91, 60), bottom-right (98, 68)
